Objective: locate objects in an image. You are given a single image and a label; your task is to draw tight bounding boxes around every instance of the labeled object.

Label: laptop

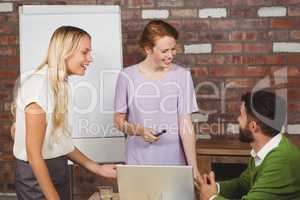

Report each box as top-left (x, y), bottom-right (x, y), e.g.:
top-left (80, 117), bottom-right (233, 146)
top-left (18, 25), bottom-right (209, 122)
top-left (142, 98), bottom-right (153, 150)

top-left (117, 165), bottom-right (195, 200)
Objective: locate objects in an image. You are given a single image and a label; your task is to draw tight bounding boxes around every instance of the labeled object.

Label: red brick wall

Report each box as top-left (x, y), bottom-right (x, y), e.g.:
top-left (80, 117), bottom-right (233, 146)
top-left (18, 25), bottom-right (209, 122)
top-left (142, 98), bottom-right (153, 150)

top-left (0, 0), bottom-right (300, 196)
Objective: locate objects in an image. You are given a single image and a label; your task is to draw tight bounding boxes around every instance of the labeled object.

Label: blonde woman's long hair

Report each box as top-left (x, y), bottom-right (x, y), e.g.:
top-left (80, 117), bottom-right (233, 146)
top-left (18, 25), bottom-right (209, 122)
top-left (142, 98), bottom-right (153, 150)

top-left (11, 26), bottom-right (91, 138)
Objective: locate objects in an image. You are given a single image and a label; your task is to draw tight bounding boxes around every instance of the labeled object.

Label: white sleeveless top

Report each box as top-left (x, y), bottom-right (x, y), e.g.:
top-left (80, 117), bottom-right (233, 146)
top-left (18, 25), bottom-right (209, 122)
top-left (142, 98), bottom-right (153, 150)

top-left (13, 68), bottom-right (74, 161)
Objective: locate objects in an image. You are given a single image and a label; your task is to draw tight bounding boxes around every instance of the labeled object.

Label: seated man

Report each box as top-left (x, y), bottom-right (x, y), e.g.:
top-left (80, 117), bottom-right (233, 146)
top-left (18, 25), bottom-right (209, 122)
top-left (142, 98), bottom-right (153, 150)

top-left (198, 90), bottom-right (300, 200)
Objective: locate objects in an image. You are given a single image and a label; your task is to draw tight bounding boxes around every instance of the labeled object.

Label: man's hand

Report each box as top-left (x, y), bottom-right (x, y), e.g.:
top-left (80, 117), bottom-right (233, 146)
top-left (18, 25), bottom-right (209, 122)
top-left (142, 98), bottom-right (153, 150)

top-left (197, 171), bottom-right (218, 200)
top-left (193, 167), bottom-right (201, 183)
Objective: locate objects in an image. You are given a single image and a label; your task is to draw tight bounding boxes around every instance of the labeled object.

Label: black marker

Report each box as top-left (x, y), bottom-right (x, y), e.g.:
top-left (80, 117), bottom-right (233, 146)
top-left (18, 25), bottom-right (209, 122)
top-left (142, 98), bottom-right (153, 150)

top-left (155, 129), bottom-right (166, 136)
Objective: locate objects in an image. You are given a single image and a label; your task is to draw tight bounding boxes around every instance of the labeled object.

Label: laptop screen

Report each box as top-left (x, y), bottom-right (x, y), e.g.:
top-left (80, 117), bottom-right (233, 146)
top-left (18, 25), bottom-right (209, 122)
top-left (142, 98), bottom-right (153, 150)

top-left (117, 165), bottom-right (195, 200)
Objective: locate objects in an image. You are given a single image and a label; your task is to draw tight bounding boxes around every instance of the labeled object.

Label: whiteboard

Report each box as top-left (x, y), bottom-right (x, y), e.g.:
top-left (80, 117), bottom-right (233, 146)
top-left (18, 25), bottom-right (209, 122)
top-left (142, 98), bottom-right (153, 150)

top-left (19, 5), bottom-right (125, 163)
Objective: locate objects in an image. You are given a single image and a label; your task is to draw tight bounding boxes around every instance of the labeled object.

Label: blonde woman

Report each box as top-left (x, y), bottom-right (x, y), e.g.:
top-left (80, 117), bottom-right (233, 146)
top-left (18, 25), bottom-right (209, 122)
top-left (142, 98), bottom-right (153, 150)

top-left (12, 26), bottom-right (116, 200)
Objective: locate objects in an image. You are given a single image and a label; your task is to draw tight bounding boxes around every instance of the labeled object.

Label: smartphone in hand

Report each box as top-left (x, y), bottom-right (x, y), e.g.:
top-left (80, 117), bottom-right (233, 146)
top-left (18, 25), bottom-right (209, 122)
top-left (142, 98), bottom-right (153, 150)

top-left (155, 129), bottom-right (166, 136)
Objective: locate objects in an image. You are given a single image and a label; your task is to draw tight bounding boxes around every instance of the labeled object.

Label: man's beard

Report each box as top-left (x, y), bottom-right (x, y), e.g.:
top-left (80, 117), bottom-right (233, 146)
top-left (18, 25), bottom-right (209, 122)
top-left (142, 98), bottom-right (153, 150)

top-left (239, 127), bottom-right (254, 143)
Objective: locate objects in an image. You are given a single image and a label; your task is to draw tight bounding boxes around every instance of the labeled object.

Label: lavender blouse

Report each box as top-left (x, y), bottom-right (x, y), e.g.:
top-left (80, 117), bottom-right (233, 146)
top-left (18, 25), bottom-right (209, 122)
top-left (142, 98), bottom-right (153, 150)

top-left (114, 64), bottom-right (198, 165)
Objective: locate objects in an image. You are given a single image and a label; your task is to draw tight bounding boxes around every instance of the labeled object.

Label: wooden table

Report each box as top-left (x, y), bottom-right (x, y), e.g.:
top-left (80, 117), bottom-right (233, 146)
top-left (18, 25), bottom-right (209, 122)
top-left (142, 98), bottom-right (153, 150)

top-left (196, 134), bottom-right (300, 174)
top-left (196, 135), bottom-right (251, 174)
